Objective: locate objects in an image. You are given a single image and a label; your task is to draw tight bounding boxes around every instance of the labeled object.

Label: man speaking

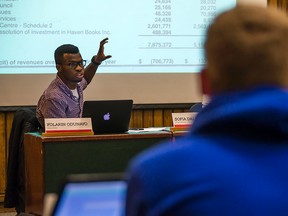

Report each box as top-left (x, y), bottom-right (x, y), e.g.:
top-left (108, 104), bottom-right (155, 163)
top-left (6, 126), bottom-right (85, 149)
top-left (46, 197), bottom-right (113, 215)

top-left (36, 38), bottom-right (111, 129)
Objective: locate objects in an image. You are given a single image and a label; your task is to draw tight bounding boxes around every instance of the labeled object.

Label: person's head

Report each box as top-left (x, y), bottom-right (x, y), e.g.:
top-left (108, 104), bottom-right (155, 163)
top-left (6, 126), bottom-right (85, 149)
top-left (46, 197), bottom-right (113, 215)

top-left (54, 44), bottom-right (86, 89)
top-left (203, 5), bottom-right (288, 95)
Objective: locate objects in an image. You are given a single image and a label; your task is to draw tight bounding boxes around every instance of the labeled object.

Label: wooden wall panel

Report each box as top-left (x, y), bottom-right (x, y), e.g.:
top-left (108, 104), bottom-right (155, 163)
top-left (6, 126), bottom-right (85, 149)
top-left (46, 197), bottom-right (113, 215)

top-left (0, 113), bottom-right (6, 202)
top-left (163, 109), bottom-right (173, 127)
top-left (268, 0), bottom-right (278, 5)
top-left (143, 110), bottom-right (154, 128)
top-left (153, 110), bottom-right (164, 127)
top-left (130, 110), bottom-right (143, 128)
top-left (268, 0), bottom-right (288, 11)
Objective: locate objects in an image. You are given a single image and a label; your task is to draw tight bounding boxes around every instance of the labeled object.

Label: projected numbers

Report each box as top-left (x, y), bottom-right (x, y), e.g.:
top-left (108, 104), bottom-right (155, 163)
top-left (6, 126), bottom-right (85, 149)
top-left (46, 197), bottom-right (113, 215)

top-left (147, 42), bottom-right (172, 48)
top-left (155, 0), bottom-right (171, 3)
top-left (200, 0), bottom-right (217, 24)
top-left (138, 0), bottom-right (210, 68)
top-left (151, 0), bottom-right (172, 35)
top-left (198, 57), bottom-right (207, 64)
top-left (151, 59), bottom-right (174, 64)
top-left (148, 24), bottom-right (171, 29)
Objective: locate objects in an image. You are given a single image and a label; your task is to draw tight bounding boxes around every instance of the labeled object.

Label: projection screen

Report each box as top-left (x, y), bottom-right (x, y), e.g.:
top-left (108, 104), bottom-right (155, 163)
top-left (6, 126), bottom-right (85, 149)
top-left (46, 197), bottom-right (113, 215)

top-left (0, 0), bottom-right (267, 106)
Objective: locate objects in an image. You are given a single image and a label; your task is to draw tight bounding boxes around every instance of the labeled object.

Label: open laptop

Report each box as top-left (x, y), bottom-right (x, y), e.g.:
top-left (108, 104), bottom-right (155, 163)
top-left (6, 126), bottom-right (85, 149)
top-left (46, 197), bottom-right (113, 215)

top-left (51, 173), bottom-right (126, 216)
top-left (82, 100), bottom-right (133, 134)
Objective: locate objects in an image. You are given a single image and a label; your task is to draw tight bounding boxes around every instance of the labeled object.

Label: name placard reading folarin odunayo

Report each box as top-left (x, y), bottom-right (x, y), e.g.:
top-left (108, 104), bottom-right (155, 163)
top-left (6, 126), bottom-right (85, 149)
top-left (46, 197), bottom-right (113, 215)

top-left (44, 118), bottom-right (93, 134)
top-left (172, 113), bottom-right (198, 128)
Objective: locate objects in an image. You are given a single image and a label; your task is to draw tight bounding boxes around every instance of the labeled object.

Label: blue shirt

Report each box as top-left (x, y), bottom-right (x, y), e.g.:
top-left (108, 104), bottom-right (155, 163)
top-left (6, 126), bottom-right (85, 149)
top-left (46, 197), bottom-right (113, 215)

top-left (36, 75), bottom-right (88, 128)
top-left (125, 87), bottom-right (288, 216)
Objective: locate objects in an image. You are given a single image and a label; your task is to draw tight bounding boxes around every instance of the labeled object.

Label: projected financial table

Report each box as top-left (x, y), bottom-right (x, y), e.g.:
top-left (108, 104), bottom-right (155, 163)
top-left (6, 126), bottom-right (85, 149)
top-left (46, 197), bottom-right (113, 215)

top-left (0, 0), bottom-right (236, 73)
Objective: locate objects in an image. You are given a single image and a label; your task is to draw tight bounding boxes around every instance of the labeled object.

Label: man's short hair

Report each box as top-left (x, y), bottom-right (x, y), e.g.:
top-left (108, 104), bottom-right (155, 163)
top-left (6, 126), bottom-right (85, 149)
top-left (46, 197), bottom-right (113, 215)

top-left (205, 5), bottom-right (288, 93)
top-left (54, 44), bottom-right (80, 64)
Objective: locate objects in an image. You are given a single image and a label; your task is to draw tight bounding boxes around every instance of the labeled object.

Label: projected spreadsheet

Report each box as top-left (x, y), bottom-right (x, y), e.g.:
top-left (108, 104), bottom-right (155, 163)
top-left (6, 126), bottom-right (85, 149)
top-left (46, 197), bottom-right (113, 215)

top-left (0, 0), bottom-right (236, 73)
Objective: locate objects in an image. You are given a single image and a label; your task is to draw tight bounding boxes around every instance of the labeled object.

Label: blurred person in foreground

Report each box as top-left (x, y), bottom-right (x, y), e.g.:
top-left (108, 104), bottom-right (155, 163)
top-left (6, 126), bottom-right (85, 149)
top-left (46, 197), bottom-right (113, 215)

top-left (36, 38), bottom-right (111, 129)
top-left (125, 5), bottom-right (288, 216)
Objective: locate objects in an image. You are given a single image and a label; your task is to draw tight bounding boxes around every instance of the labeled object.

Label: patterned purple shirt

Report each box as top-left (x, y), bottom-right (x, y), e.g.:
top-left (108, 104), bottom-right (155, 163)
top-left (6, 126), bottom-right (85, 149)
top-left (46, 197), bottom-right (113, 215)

top-left (36, 75), bottom-right (88, 128)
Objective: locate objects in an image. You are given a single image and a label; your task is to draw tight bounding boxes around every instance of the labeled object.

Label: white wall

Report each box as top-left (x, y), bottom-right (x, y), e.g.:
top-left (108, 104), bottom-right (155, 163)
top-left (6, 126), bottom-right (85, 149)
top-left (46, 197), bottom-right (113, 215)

top-left (238, 0), bottom-right (267, 6)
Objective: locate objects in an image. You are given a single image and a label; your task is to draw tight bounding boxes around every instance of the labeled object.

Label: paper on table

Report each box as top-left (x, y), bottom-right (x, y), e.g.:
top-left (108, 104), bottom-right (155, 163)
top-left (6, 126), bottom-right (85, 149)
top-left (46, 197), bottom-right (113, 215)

top-left (143, 127), bottom-right (168, 132)
top-left (128, 127), bottom-right (168, 133)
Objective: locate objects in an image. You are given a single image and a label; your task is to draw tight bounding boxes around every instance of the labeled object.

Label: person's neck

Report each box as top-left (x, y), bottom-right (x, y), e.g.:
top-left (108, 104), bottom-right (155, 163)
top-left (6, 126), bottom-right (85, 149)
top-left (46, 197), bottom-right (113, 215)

top-left (57, 74), bottom-right (77, 89)
top-left (67, 82), bottom-right (77, 90)
top-left (63, 80), bottom-right (77, 90)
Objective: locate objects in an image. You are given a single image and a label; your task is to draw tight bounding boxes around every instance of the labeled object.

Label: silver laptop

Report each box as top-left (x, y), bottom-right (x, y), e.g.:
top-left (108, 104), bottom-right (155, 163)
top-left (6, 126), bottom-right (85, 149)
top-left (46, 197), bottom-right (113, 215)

top-left (82, 100), bottom-right (133, 134)
top-left (51, 173), bottom-right (126, 216)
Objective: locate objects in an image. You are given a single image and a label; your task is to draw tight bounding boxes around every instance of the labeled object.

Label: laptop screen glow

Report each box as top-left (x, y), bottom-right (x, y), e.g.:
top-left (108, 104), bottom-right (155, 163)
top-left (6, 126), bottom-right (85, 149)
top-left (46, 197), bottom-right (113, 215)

top-left (53, 181), bottom-right (126, 216)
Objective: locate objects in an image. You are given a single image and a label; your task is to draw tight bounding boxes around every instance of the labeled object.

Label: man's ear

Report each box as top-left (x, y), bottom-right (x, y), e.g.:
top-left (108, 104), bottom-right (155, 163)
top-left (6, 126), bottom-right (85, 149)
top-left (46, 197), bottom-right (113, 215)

top-left (56, 64), bottom-right (62, 72)
top-left (200, 68), bottom-right (212, 95)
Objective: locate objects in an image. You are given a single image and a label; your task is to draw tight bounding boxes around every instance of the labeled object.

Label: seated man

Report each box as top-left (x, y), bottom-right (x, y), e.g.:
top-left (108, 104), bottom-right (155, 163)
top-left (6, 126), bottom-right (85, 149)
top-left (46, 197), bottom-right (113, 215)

top-left (36, 38), bottom-right (111, 128)
top-left (125, 5), bottom-right (288, 216)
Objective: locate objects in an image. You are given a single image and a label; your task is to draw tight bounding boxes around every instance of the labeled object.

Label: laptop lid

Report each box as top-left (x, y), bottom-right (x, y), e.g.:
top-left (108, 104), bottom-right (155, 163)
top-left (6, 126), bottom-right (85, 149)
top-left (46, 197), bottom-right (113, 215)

top-left (51, 173), bottom-right (126, 216)
top-left (82, 100), bottom-right (133, 134)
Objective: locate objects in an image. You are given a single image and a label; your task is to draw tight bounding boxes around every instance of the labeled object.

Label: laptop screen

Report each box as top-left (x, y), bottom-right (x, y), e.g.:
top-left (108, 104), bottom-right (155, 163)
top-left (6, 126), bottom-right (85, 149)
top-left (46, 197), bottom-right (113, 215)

top-left (82, 100), bottom-right (133, 134)
top-left (52, 174), bottom-right (126, 216)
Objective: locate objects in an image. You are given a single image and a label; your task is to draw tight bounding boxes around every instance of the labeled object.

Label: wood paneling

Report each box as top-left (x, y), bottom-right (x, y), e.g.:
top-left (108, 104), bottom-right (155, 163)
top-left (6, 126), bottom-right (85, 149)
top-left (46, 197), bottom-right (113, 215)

top-left (153, 110), bottom-right (164, 127)
top-left (0, 113), bottom-right (6, 202)
top-left (268, 0), bottom-right (288, 11)
top-left (143, 110), bottom-right (154, 128)
top-left (130, 110), bottom-right (144, 128)
top-left (0, 112), bottom-right (14, 202)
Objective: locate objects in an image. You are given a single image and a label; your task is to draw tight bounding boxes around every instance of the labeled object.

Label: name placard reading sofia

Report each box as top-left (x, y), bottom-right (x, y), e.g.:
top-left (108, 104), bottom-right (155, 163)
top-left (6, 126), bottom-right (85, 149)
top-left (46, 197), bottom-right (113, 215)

top-left (43, 118), bottom-right (93, 136)
top-left (172, 112), bottom-right (198, 128)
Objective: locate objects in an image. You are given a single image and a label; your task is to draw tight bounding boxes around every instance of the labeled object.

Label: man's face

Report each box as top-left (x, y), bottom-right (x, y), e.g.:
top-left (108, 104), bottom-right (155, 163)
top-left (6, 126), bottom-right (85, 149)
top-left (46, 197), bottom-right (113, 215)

top-left (57, 53), bottom-right (85, 86)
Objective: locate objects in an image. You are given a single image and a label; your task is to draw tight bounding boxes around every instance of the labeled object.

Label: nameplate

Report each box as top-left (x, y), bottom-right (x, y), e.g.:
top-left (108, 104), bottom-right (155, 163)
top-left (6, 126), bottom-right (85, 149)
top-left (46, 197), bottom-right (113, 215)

top-left (171, 112), bottom-right (198, 128)
top-left (43, 118), bottom-right (93, 136)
